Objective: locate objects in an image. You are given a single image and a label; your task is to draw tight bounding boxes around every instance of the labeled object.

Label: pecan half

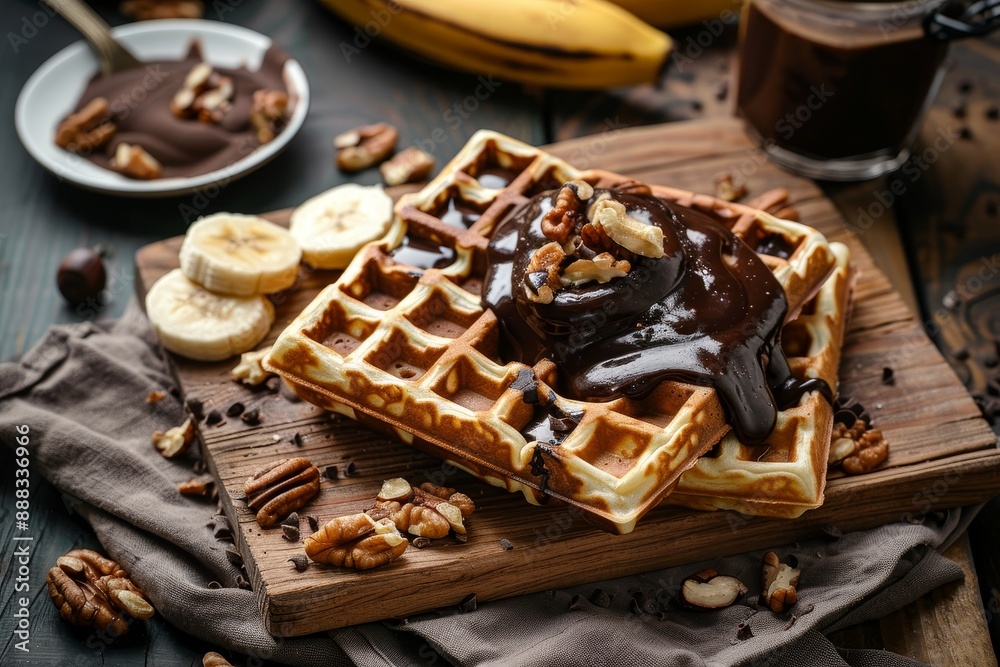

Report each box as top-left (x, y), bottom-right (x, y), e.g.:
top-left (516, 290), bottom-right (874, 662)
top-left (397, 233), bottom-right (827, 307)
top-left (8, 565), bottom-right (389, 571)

top-left (304, 513), bottom-right (408, 570)
top-left (334, 123), bottom-right (398, 172)
top-left (541, 181), bottom-right (593, 245)
top-left (244, 457), bottom-right (321, 528)
top-left (55, 97), bottom-right (116, 154)
top-left (250, 89), bottom-right (289, 144)
top-left (761, 551), bottom-right (800, 613)
top-left (47, 549), bottom-right (154, 637)
top-left (380, 147), bottom-right (435, 186)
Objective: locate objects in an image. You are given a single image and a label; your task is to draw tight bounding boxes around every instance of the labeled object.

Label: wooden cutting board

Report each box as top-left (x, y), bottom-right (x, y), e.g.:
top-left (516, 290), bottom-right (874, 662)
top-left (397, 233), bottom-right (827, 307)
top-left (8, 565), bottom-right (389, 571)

top-left (134, 118), bottom-right (1000, 637)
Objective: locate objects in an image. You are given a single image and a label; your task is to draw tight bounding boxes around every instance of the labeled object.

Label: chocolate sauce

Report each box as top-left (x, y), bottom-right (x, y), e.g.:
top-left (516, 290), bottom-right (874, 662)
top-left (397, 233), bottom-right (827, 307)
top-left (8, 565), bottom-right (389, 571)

top-left (483, 187), bottom-right (831, 444)
top-left (389, 236), bottom-right (455, 269)
top-left (440, 199), bottom-right (482, 229)
top-left (68, 43), bottom-right (290, 179)
top-left (738, 0), bottom-right (948, 161)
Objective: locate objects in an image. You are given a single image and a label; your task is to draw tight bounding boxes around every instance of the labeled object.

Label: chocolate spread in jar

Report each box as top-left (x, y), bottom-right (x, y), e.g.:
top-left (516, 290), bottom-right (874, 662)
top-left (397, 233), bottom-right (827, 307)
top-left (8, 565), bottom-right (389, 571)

top-left (64, 42), bottom-right (290, 179)
top-left (482, 184), bottom-right (831, 444)
top-left (738, 0), bottom-right (948, 161)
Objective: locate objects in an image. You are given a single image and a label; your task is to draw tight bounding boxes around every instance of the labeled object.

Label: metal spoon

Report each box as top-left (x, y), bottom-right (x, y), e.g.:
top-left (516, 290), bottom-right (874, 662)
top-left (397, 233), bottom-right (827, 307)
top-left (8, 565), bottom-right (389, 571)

top-left (43, 0), bottom-right (142, 75)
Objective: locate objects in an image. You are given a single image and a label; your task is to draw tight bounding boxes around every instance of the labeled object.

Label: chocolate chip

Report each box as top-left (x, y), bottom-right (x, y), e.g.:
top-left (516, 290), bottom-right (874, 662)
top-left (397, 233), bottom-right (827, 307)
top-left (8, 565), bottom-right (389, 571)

top-left (186, 397), bottom-right (205, 420)
top-left (512, 369), bottom-right (539, 404)
top-left (589, 588), bottom-right (613, 608)
top-left (953, 346), bottom-right (970, 361)
top-left (630, 591), bottom-right (657, 615)
top-left (282, 524), bottom-right (300, 542)
top-left (959, 127), bottom-right (973, 140)
top-left (281, 512), bottom-right (299, 527)
top-left (240, 408), bottom-right (261, 425)
top-left (192, 459), bottom-right (207, 474)
top-left (881, 367), bottom-right (895, 385)
top-left (290, 432), bottom-right (303, 447)
top-left (987, 106), bottom-right (999, 121)
top-left (323, 465), bottom-right (339, 480)
top-left (691, 100), bottom-right (703, 112)
top-left (213, 524), bottom-right (232, 541)
top-left (736, 622), bottom-right (754, 640)
top-left (715, 80), bottom-right (729, 101)
top-left (207, 580), bottom-right (222, 589)
top-left (412, 536), bottom-right (432, 549)
top-left (454, 533), bottom-right (469, 544)
top-left (226, 402), bottom-right (245, 417)
top-left (306, 515), bottom-right (319, 532)
top-left (568, 594), bottom-right (587, 610)
top-left (265, 377), bottom-right (281, 393)
top-left (458, 593), bottom-right (477, 613)
top-left (959, 79), bottom-right (973, 93)
top-left (499, 538), bottom-right (514, 551)
top-left (288, 555), bottom-right (309, 572)
top-left (206, 409), bottom-right (223, 426)
top-left (952, 104), bottom-right (967, 119)
top-left (342, 461), bottom-right (358, 477)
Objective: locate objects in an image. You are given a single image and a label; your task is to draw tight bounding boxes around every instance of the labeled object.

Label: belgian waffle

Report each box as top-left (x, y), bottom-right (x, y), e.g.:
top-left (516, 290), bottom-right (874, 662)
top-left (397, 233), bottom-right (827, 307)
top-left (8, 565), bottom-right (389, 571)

top-left (266, 130), bottom-right (844, 534)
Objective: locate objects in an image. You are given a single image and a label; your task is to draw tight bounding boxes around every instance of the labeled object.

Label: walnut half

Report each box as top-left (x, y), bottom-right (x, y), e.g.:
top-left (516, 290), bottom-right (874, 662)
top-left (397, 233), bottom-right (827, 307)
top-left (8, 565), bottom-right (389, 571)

top-left (47, 549), bottom-right (154, 637)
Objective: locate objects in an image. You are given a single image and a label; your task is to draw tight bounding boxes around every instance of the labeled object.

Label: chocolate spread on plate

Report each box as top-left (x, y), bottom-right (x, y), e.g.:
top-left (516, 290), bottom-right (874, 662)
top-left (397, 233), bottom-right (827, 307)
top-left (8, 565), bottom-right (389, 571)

top-left (483, 186), bottom-right (831, 444)
top-left (67, 43), bottom-right (290, 179)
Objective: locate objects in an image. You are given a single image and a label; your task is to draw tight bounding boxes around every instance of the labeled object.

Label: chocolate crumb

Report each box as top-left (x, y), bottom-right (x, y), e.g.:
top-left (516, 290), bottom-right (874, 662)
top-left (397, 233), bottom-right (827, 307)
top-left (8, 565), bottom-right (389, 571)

top-left (458, 593), bottom-right (478, 613)
top-left (236, 574), bottom-right (252, 590)
top-left (881, 367), bottom-right (895, 385)
top-left (959, 127), bottom-right (973, 140)
top-left (226, 402), bottom-right (245, 417)
top-left (206, 409), bottom-right (223, 426)
top-left (412, 536), bottom-right (432, 549)
top-left (715, 80), bottom-right (729, 101)
top-left (987, 106), bottom-right (999, 121)
top-left (952, 104), bottom-right (967, 119)
top-left (240, 408), bottom-right (261, 425)
top-left (691, 100), bottom-right (703, 112)
top-left (186, 397), bottom-right (205, 419)
top-left (454, 533), bottom-right (469, 544)
top-left (213, 524), bottom-right (232, 541)
top-left (736, 622), bottom-right (754, 640)
top-left (323, 465), bottom-right (339, 480)
top-left (290, 432), bottom-right (303, 447)
top-left (207, 581), bottom-right (222, 589)
top-left (630, 591), bottom-right (657, 615)
top-left (306, 515), bottom-right (319, 532)
top-left (953, 346), bottom-right (970, 361)
top-left (589, 588), bottom-right (613, 608)
top-left (282, 524), bottom-right (300, 542)
top-left (265, 377), bottom-right (281, 393)
top-left (192, 459), bottom-right (207, 475)
top-left (281, 512), bottom-right (299, 527)
top-left (288, 555), bottom-right (309, 572)
top-left (568, 594), bottom-right (587, 610)
top-left (342, 461), bottom-right (358, 477)
top-left (499, 538), bottom-right (514, 551)
top-left (958, 79), bottom-right (973, 93)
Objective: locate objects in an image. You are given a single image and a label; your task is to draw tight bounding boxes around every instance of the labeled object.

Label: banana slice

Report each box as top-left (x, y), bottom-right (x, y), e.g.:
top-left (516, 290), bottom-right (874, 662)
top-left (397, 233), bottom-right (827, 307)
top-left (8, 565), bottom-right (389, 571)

top-left (145, 269), bottom-right (274, 361)
top-left (290, 184), bottom-right (394, 269)
top-left (179, 213), bottom-right (301, 296)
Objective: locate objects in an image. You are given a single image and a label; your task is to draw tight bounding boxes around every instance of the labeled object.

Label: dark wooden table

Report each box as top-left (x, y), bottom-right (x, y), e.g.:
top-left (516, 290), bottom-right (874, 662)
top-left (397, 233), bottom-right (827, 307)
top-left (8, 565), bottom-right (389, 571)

top-left (1, 1), bottom-right (998, 665)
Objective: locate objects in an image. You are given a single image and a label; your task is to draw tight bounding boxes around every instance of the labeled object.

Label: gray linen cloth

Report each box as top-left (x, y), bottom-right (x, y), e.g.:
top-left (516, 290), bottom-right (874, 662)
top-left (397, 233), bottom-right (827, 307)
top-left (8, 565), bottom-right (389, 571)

top-left (0, 304), bottom-right (976, 667)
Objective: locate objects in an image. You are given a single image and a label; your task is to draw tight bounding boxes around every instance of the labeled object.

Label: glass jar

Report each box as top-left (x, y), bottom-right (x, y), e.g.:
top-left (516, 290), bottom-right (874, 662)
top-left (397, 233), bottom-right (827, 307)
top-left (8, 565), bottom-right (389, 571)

top-left (737, 0), bottom-right (950, 180)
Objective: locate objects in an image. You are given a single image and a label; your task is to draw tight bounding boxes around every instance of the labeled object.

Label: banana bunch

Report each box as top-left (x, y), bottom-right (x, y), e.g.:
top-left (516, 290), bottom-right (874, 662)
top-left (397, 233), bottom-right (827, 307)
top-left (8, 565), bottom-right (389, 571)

top-left (319, 0), bottom-right (673, 89)
top-left (146, 188), bottom-right (392, 361)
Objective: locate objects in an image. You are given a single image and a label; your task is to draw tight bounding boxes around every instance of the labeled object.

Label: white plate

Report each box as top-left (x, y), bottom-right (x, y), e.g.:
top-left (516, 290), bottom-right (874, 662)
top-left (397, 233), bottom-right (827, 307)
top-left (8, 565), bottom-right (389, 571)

top-left (15, 20), bottom-right (309, 197)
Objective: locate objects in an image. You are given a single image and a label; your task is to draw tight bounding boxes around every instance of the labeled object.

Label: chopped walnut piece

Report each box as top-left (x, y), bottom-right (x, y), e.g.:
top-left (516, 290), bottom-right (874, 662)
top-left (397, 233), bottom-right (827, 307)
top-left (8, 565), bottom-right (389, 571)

top-left (761, 551), bottom-right (800, 613)
top-left (244, 457), bottom-right (321, 528)
top-left (121, 0), bottom-right (204, 20)
top-left (419, 482), bottom-right (476, 518)
top-left (55, 98), bottom-right (116, 154)
top-left (47, 548), bottom-right (154, 637)
top-left (561, 253), bottom-right (631, 287)
top-left (380, 147), bottom-right (435, 186)
top-left (170, 63), bottom-right (233, 122)
top-left (112, 143), bottom-right (163, 180)
top-left (714, 174), bottom-right (748, 202)
top-left (828, 418), bottom-right (889, 475)
top-left (588, 198), bottom-right (665, 259)
top-left (178, 473), bottom-right (214, 497)
top-left (250, 89), bottom-right (289, 144)
top-left (523, 241), bottom-right (566, 305)
top-left (231, 346), bottom-right (274, 386)
top-left (541, 181), bottom-right (593, 245)
top-left (146, 390), bottom-right (166, 404)
top-left (304, 513), bottom-right (408, 570)
top-left (334, 123), bottom-right (398, 172)
top-left (152, 418), bottom-right (195, 458)
top-left (369, 500), bottom-right (451, 539)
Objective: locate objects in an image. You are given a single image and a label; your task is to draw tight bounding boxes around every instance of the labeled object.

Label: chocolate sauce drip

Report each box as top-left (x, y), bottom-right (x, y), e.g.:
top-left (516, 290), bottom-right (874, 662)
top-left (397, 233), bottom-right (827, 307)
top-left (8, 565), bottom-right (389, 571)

top-left (70, 42), bottom-right (290, 179)
top-left (483, 187), bottom-right (831, 444)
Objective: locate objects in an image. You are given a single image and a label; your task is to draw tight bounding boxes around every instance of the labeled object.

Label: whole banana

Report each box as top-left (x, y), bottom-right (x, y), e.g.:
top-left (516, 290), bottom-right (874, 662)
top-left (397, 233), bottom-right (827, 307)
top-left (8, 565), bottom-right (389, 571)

top-left (319, 0), bottom-right (672, 89)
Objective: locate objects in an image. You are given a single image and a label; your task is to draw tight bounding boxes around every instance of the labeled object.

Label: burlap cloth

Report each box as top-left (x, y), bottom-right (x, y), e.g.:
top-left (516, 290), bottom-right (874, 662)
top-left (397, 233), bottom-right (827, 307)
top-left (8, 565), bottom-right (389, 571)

top-left (0, 304), bottom-right (979, 667)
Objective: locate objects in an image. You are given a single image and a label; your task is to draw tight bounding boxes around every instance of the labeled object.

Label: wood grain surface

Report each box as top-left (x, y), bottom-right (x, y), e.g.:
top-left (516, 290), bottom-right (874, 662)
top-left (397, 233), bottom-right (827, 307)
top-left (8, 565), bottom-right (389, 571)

top-left (133, 118), bottom-right (1000, 637)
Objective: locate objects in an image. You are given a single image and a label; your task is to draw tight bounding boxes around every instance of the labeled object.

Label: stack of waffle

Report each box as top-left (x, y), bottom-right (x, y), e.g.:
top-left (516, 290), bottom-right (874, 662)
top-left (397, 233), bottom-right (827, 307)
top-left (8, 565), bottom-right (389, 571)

top-left (266, 131), bottom-right (851, 534)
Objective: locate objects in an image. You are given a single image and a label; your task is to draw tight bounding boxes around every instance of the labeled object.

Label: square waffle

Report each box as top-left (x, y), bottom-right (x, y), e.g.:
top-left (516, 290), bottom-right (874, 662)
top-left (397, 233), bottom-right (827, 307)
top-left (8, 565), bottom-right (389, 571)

top-left (266, 130), bottom-right (846, 534)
